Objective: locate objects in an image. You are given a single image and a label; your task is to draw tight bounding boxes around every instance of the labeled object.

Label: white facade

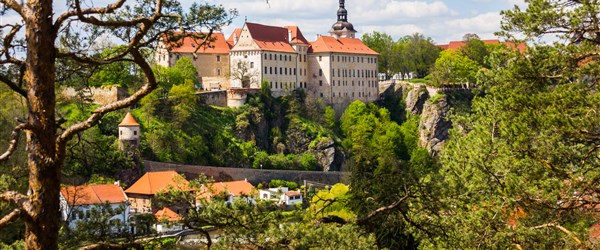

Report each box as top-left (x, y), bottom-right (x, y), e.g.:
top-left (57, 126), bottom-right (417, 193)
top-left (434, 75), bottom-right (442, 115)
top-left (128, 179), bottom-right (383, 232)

top-left (118, 126), bottom-right (140, 141)
top-left (259, 187), bottom-right (303, 206)
top-left (59, 196), bottom-right (130, 230)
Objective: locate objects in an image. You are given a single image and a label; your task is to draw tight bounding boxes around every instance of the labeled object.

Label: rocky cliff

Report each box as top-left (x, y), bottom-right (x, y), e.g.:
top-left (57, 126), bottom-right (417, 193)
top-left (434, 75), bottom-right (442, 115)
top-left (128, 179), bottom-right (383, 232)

top-left (380, 81), bottom-right (473, 155)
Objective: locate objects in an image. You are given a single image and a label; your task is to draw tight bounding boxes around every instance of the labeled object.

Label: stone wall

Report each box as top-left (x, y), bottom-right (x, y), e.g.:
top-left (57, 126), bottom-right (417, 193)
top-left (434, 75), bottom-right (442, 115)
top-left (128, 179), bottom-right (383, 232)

top-left (197, 90), bottom-right (227, 107)
top-left (143, 160), bottom-right (350, 186)
top-left (60, 86), bottom-right (126, 105)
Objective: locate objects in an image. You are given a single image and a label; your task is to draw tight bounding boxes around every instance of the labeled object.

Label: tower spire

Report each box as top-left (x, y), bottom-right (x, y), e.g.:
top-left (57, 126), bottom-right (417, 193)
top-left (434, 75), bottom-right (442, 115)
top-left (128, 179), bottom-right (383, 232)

top-left (330, 0), bottom-right (356, 38)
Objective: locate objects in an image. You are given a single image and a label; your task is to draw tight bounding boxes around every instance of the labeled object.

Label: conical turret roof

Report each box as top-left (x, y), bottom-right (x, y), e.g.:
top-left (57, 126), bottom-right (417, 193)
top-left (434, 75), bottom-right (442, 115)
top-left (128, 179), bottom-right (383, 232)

top-left (118, 112), bottom-right (139, 127)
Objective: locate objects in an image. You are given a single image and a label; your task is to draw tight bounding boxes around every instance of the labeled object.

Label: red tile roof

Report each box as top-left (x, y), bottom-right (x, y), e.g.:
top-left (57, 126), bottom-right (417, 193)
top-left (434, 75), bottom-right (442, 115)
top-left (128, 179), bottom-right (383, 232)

top-left (243, 22), bottom-right (296, 53)
top-left (124, 171), bottom-right (190, 195)
top-left (155, 207), bottom-right (182, 222)
top-left (167, 32), bottom-right (230, 54)
top-left (437, 39), bottom-right (527, 52)
top-left (284, 26), bottom-right (310, 45)
top-left (285, 191), bottom-right (302, 197)
top-left (204, 180), bottom-right (255, 197)
top-left (61, 184), bottom-right (127, 206)
top-left (119, 112), bottom-right (139, 127)
top-left (309, 36), bottom-right (379, 55)
top-left (227, 28), bottom-right (243, 47)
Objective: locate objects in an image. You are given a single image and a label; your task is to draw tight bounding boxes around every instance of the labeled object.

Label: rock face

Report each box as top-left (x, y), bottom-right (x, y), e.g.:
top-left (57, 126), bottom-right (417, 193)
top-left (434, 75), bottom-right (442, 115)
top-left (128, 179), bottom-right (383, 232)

top-left (418, 95), bottom-right (451, 155)
top-left (310, 137), bottom-right (337, 171)
top-left (405, 85), bottom-right (429, 115)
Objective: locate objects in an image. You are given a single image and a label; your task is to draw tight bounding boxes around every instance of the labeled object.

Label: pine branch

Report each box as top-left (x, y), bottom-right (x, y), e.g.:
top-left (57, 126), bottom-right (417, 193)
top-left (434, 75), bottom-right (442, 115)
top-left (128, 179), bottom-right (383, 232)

top-left (54, 0), bottom-right (127, 29)
top-left (0, 0), bottom-right (27, 20)
top-left (530, 223), bottom-right (581, 245)
top-left (0, 208), bottom-right (21, 227)
top-left (0, 123), bottom-right (27, 162)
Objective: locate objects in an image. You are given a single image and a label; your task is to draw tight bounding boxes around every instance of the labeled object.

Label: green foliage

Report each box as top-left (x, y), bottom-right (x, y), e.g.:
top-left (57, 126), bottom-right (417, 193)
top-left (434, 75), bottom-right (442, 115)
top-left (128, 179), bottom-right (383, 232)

top-left (310, 183), bottom-right (355, 221)
top-left (362, 31), bottom-right (395, 74)
top-left (268, 179), bottom-right (298, 190)
top-left (431, 49), bottom-right (480, 86)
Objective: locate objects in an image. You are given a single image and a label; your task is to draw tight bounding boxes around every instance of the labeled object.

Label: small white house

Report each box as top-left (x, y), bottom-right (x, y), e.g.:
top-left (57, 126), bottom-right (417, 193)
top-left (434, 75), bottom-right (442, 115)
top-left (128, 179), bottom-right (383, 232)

top-left (283, 190), bottom-right (303, 206)
top-left (259, 187), bottom-right (303, 206)
top-left (154, 207), bottom-right (183, 233)
top-left (60, 184), bottom-right (130, 230)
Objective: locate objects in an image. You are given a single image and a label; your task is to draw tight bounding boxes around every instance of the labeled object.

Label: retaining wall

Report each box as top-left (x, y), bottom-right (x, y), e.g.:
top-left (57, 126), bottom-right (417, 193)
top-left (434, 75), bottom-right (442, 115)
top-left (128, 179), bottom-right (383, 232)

top-left (143, 160), bottom-right (349, 185)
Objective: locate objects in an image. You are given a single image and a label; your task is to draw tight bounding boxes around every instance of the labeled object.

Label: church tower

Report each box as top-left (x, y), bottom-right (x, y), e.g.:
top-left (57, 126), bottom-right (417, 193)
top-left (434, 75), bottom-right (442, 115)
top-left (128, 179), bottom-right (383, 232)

top-left (329, 0), bottom-right (357, 38)
top-left (118, 112), bottom-right (140, 152)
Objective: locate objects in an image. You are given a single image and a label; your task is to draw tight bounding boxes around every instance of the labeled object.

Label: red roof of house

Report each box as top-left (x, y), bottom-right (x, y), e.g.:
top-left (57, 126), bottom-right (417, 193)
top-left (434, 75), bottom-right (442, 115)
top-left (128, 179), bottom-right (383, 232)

top-left (226, 28), bottom-right (243, 47)
top-left (285, 191), bottom-right (302, 197)
top-left (243, 22), bottom-right (296, 53)
top-left (437, 39), bottom-right (527, 52)
top-left (119, 112), bottom-right (139, 127)
top-left (61, 184), bottom-right (127, 206)
top-left (204, 180), bottom-right (255, 197)
top-left (167, 32), bottom-right (230, 54)
top-left (124, 171), bottom-right (190, 195)
top-left (284, 26), bottom-right (310, 45)
top-left (155, 207), bottom-right (182, 222)
top-left (309, 36), bottom-right (379, 55)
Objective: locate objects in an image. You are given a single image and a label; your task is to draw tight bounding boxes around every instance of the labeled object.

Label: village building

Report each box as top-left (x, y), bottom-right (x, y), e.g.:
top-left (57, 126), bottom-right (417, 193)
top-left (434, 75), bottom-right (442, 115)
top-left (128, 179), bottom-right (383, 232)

top-left (154, 207), bottom-right (183, 233)
top-left (59, 184), bottom-right (129, 229)
top-left (437, 39), bottom-right (527, 52)
top-left (124, 170), bottom-right (190, 214)
top-left (156, 32), bottom-right (232, 91)
top-left (201, 180), bottom-right (256, 204)
top-left (259, 186), bottom-right (303, 206)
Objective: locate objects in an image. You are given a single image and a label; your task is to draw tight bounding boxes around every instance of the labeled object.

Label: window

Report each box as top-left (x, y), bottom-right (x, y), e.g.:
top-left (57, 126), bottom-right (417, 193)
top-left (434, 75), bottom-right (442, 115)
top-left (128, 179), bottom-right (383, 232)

top-left (279, 55), bottom-right (282, 60)
top-left (319, 56), bottom-right (322, 61)
top-left (120, 131), bottom-right (122, 135)
top-left (294, 68), bottom-right (297, 75)
top-left (217, 69), bottom-right (221, 76)
top-left (250, 62), bottom-right (254, 68)
top-left (319, 69), bottom-right (322, 76)
top-left (269, 54), bottom-right (272, 60)
top-left (265, 66), bottom-right (267, 73)
top-left (264, 54), bottom-right (267, 60)
top-left (333, 92), bottom-right (335, 97)
top-left (304, 55), bottom-right (306, 62)
top-left (216, 55), bottom-right (221, 62)
top-left (134, 131), bottom-right (137, 136)
top-left (270, 67), bottom-right (273, 74)
top-left (275, 82), bottom-right (278, 88)
top-left (319, 80), bottom-right (323, 86)
top-left (332, 69), bottom-right (335, 77)
top-left (244, 54), bottom-right (247, 59)
top-left (332, 80), bottom-right (335, 86)
top-left (320, 93), bottom-right (323, 97)
top-left (285, 68), bottom-right (287, 75)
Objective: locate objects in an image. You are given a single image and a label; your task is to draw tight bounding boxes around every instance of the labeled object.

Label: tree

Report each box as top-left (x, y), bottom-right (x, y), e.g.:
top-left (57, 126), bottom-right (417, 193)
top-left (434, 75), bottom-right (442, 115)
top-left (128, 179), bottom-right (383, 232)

top-left (362, 31), bottom-right (394, 76)
top-left (434, 0), bottom-right (600, 248)
top-left (230, 60), bottom-right (260, 88)
top-left (430, 49), bottom-right (480, 86)
top-left (403, 33), bottom-right (441, 78)
top-left (0, 0), bottom-right (234, 248)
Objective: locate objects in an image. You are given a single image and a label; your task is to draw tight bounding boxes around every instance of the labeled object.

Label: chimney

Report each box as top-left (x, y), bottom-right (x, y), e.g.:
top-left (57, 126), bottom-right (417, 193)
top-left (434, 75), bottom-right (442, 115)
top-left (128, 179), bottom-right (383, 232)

top-left (288, 30), bottom-right (293, 43)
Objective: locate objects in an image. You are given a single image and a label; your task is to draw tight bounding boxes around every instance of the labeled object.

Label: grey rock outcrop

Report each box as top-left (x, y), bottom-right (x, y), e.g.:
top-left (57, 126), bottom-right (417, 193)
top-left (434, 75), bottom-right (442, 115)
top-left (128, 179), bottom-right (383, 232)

top-left (405, 85), bottom-right (429, 115)
top-left (418, 95), bottom-right (451, 155)
top-left (310, 137), bottom-right (336, 171)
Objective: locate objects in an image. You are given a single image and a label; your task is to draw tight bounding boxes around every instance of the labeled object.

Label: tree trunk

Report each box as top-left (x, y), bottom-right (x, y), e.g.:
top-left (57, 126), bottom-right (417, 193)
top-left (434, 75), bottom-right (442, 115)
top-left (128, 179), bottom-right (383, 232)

top-left (24, 0), bottom-right (60, 249)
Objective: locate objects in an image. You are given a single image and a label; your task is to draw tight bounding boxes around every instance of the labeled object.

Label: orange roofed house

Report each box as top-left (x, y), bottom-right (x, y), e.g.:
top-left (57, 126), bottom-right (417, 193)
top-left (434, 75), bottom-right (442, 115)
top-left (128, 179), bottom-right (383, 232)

top-left (59, 184), bottom-right (129, 229)
top-left (157, 0), bottom-right (379, 111)
top-left (200, 180), bottom-right (256, 204)
top-left (437, 39), bottom-right (527, 52)
top-left (124, 171), bottom-right (190, 214)
top-left (156, 32), bottom-right (232, 91)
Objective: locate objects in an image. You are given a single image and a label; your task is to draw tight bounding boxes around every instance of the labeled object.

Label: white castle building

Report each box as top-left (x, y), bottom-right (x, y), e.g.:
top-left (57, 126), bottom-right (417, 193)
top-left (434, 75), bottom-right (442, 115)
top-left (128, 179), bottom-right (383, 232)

top-left (156, 0), bottom-right (379, 109)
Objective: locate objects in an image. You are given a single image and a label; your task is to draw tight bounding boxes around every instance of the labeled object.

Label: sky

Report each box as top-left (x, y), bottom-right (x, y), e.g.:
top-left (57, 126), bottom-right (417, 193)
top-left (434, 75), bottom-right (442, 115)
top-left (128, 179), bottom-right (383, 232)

top-left (195, 0), bottom-right (527, 44)
top-left (0, 0), bottom-right (527, 45)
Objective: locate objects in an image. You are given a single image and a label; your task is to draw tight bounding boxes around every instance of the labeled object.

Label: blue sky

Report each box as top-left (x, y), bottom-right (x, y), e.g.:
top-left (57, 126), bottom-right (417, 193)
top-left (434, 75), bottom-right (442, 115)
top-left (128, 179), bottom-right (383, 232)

top-left (198, 0), bottom-right (528, 44)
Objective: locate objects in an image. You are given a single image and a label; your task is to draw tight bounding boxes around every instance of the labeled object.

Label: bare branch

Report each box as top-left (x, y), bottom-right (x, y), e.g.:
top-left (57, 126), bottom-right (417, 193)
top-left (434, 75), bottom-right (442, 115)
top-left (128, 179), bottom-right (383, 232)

top-left (0, 73), bottom-right (27, 98)
top-left (530, 223), bottom-right (582, 245)
top-left (54, 0), bottom-right (127, 29)
top-left (0, 191), bottom-right (31, 218)
top-left (357, 185), bottom-right (410, 226)
top-left (0, 208), bottom-right (21, 227)
top-left (0, 123), bottom-right (27, 162)
top-left (79, 242), bottom-right (143, 250)
top-left (0, 0), bottom-right (27, 20)
top-left (72, 0), bottom-right (156, 28)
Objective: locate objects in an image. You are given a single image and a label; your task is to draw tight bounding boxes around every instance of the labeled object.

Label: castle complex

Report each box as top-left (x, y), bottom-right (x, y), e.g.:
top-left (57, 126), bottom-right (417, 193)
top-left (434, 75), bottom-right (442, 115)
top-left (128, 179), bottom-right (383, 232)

top-left (156, 0), bottom-right (379, 109)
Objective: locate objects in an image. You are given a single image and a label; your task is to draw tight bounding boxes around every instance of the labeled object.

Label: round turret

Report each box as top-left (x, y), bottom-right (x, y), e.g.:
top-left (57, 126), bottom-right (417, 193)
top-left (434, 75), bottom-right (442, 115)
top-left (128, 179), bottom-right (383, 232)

top-left (118, 112), bottom-right (140, 150)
